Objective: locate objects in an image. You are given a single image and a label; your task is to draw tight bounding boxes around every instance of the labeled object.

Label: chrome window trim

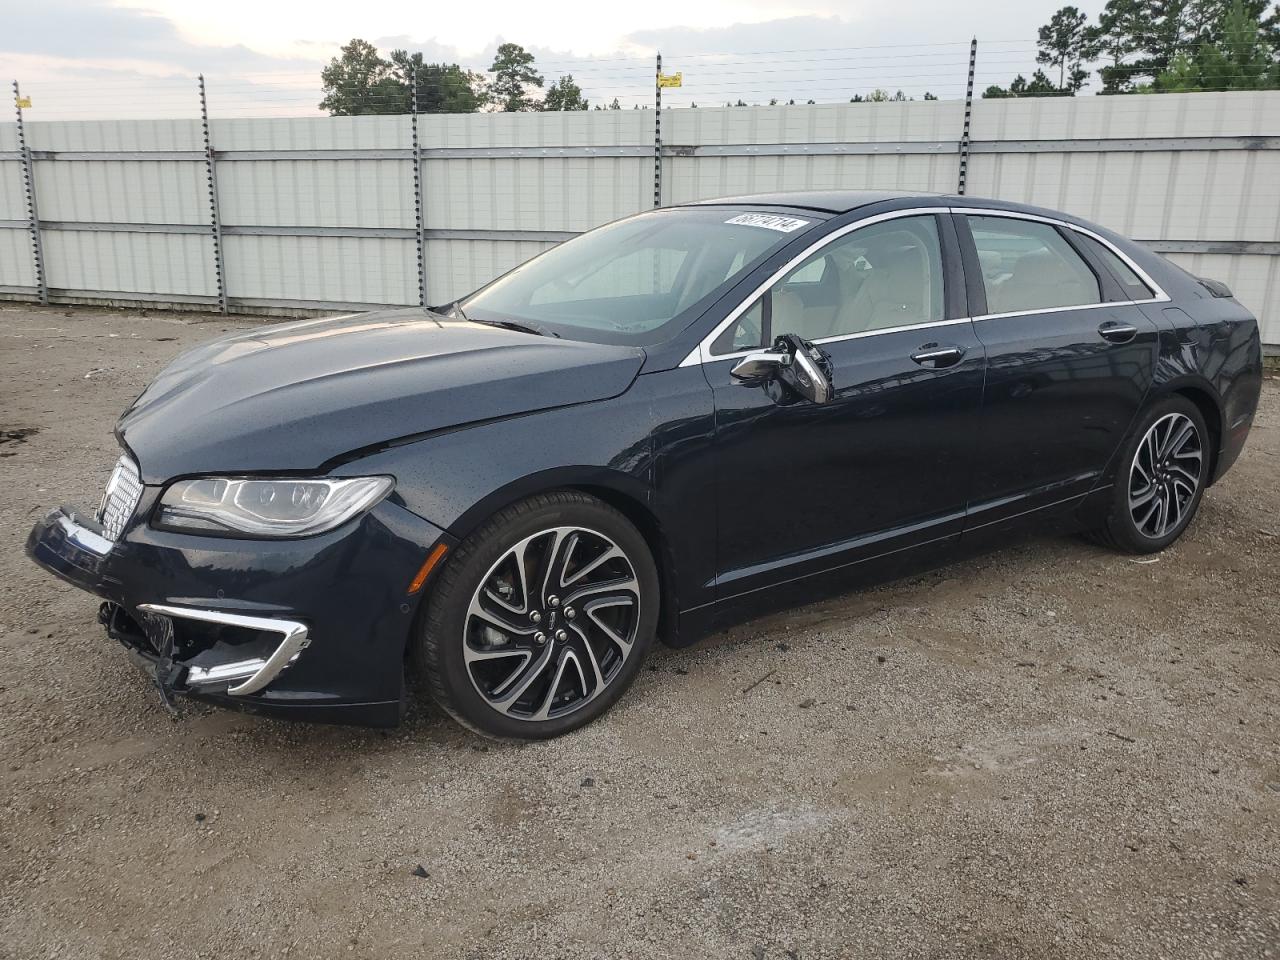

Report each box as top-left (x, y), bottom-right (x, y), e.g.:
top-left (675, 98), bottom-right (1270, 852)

top-left (700, 316), bottom-right (976, 366)
top-left (679, 204), bottom-right (1173, 368)
top-left (952, 207), bottom-right (1172, 317)
top-left (679, 206), bottom-right (948, 368)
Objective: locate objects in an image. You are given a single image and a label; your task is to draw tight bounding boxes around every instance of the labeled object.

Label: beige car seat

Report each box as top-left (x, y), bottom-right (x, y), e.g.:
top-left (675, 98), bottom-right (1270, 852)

top-left (831, 240), bottom-right (930, 335)
top-left (990, 250), bottom-right (1094, 313)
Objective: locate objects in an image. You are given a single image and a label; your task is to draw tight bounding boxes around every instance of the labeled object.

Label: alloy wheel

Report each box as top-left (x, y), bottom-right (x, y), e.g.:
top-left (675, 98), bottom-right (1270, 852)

top-left (1128, 412), bottom-right (1203, 540)
top-left (463, 526), bottom-right (641, 721)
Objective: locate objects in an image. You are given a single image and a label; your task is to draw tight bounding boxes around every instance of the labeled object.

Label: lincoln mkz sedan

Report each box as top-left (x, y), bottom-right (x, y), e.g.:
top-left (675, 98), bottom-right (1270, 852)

top-left (27, 191), bottom-right (1262, 738)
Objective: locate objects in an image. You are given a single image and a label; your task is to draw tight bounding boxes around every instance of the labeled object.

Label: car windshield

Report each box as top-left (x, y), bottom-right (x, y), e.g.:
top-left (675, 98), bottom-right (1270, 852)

top-left (460, 208), bottom-right (821, 345)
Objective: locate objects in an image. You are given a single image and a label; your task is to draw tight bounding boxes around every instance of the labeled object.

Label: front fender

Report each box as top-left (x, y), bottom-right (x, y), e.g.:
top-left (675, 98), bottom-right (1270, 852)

top-left (332, 366), bottom-right (719, 618)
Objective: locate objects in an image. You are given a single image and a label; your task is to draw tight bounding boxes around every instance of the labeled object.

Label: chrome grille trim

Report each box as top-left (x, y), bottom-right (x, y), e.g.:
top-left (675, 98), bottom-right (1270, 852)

top-left (97, 455), bottom-right (142, 543)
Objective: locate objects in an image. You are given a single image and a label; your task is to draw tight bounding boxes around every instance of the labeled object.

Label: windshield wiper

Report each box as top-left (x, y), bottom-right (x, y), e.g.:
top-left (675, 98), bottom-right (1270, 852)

top-left (447, 300), bottom-right (557, 338)
top-left (473, 317), bottom-right (560, 339)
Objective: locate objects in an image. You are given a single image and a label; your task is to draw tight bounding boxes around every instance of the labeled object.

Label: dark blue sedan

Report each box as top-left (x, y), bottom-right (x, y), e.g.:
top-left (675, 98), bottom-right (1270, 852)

top-left (27, 191), bottom-right (1263, 739)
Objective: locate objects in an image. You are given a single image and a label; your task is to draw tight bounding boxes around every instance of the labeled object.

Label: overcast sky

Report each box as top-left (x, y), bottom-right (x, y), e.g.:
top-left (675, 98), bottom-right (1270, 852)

top-left (3, 0), bottom-right (1080, 118)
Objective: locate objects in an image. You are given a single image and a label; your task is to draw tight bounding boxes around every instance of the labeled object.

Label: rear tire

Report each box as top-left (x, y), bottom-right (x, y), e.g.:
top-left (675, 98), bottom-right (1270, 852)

top-left (1088, 395), bottom-right (1210, 554)
top-left (413, 491), bottom-right (659, 740)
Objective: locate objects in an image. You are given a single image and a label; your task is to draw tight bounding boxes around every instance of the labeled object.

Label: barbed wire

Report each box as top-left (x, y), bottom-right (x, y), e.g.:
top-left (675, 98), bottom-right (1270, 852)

top-left (8, 38), bottom-right (1276, 121)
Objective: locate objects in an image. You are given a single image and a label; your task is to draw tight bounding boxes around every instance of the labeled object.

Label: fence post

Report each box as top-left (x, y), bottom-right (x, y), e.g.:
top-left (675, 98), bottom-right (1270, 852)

top-left (957, 38), bottom-right (977, 196)
top-left (197, 75), bottom-right (227, 313)
top-left (12, 81), bottom-right (48, 305)
top-left (653, 52), bottom-right (662, 208)
top-left (411, 68), bottom-right (427, 310)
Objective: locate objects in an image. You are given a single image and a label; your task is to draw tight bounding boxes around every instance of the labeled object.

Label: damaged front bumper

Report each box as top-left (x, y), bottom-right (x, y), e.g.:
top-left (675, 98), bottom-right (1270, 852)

top-left (26, 498), bottom-right (450, 727)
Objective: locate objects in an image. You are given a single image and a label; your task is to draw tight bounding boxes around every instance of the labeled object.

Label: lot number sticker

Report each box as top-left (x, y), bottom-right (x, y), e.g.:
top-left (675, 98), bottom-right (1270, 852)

top-left (724, 213), bottom-right (811, 233)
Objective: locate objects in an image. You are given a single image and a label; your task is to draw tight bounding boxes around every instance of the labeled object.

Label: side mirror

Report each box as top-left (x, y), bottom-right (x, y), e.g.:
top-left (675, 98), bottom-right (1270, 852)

top-left (730, 347), bottom-right (790, 384)
top-left (729, 336), bottom-right (833, 405)
top-left (783, 342), bottom-right (833, 405)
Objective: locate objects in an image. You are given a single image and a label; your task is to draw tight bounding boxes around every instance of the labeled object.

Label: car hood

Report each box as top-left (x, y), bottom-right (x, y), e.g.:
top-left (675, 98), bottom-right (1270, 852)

top-left (119, 309), bottom-right (646, 482)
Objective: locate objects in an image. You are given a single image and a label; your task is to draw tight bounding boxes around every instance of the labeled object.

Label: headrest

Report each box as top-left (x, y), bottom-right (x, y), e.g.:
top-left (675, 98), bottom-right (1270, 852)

top-left (1009, 250), bottom-right (1065, 285)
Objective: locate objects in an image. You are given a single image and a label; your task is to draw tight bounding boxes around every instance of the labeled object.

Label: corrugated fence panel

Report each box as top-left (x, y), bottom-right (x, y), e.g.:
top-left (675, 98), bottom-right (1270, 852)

top-left (424, 238), bottom-right (558, 305)
top-left (417, 110), bottom-right (651, 297)
top-left (967, 89), bottom-right (1277, 140)
top-left (25, 119), bottom-right (204, 153)
top-left (667, 153), bottom-right (956, 204)
top-left (33, 160), bottom-right (208, 223)
top-left (423, 156), bottom-right (649, 232)
top-left (0, 95), bottom-right (1276, 342)
top-left (209, 116), bottom-right (410, 151)
top-left (218, 160), bottom-right (413, 228)
top-left (665, 101), bottom-right (964, 204)
top-left (966, 90), bottom-right (1280, 345)
top-left (0, 160), bottom-right (27, 221)
top-left (421, 110), bottom-right (651, 149)
top-left (20, 120), bottom-right (211, 297)
top-left (0, 124), bottom-right (33, 290)
top-left (213, 117), bottom-right (417, 304)
top-left (43, 230), bottom-right (214, 296)
top-left (223, 235), bottom-right (415, 306)
top-left (0, 229), bottom-right (36, 289)
top-left (1166, 252), bottom-right (1279, 336)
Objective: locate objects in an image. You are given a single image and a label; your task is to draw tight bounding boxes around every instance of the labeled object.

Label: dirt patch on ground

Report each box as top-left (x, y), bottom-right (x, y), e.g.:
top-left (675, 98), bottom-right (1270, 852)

top-left (1, 303), bottom-right (1277, 959)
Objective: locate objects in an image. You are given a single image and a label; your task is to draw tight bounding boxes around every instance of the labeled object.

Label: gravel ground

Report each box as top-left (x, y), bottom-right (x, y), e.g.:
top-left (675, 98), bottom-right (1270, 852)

top-left (0, 302), bottom-right (1277, 960)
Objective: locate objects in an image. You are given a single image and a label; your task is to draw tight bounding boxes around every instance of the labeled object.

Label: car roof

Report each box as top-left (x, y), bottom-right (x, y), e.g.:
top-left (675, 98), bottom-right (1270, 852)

top-left (685, 190), bottom-right (951, 215)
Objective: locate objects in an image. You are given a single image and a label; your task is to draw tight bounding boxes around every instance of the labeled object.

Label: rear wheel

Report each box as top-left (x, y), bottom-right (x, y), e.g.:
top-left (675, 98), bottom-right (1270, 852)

top-left (414, 491), bottom-right (659, 740)
top-left (1089, 396), bottom-right (1209, 553)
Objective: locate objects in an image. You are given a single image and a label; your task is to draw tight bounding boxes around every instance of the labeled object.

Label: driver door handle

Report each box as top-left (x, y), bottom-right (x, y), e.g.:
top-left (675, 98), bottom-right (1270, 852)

top-left (910, 343), bottom-right (965, 369)
top-left (1098, 320), bottom-right (1139, 344)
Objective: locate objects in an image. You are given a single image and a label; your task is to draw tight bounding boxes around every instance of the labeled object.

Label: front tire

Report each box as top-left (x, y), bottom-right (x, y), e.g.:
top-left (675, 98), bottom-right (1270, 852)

top-left (414, 491), bottom-right (659, 740)
top-left (1090, 395), bottom-right (1210, 554)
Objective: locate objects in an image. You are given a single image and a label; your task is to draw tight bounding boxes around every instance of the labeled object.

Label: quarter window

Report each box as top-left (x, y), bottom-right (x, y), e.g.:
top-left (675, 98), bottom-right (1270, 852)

top-left (966, 216), bottom-right (1101, 315)
top-left (1075, 233), bottom-right (1155, 300)
top-left (712, 215), bottom-right (945, 354)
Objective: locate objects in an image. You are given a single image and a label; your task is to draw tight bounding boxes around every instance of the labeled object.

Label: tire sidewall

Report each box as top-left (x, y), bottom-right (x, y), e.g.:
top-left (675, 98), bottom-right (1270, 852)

top-left (1107, 395), bottom-right (1210, 553)
top-left (421, 494), bottom-right (659, 740)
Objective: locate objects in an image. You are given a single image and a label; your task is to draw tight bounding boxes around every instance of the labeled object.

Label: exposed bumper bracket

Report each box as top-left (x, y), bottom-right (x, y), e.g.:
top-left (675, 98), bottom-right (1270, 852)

top-left (136, 603), bottom-right (311, 696)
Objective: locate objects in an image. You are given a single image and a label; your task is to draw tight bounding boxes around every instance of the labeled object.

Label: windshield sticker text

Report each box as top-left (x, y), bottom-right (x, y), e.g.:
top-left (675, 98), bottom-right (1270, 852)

top-left (724, 213), bottom-right (811, 233)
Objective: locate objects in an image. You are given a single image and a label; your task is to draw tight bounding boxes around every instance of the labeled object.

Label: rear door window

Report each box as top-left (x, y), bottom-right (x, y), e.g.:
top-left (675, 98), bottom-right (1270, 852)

top-left (965, 216), bottom-right (1101, 315)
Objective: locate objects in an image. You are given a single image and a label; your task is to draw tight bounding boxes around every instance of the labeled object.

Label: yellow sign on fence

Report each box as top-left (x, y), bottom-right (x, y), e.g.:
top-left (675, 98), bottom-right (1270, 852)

top-left (16, 96), bottom-right (31, 109)
top-left (658, 72), bottom-right (682, 88)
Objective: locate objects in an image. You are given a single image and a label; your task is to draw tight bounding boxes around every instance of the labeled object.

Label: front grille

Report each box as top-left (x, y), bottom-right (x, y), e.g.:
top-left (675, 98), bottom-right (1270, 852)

top-left (97, 455), bottom-right (142, 543)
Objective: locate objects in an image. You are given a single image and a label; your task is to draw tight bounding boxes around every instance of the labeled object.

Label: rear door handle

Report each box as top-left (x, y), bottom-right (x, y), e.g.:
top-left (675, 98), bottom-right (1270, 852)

top-left (910, 343), bottom-right (965, 369)
top-left (1098, 320), bottom-right (1139, 344)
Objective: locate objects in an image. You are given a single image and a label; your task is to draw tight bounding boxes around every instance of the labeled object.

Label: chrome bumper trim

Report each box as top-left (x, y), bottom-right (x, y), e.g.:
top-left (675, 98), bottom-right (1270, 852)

top-left (55, 510), bottom-right (114, 557)
top-left (135, 603), bottom-right (310, 696)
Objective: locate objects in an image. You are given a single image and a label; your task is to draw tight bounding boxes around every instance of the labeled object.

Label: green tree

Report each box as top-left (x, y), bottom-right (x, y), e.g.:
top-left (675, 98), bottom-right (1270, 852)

top-left (543, 74), bottom-right (588, 110)
top-left (1156, 0), bottom-right (1280, 88)
top-left (1087, 0), bottom-right (1148, 91)
top-left (1038, 5), bottom-right (1094, 91)
top-left (389, 50), bottom-right (486, 113)
top-left (319, 39), bottom-right (403, 115)
top-left (489, 42), bottom-right (543, 111)
top-left (982, 69), bottom-right (1064, 97)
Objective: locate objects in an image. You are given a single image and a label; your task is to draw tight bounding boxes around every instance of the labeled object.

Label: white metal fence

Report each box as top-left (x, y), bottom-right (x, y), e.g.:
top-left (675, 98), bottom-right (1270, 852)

top-left (2, 91), bottom-right (1277, 348)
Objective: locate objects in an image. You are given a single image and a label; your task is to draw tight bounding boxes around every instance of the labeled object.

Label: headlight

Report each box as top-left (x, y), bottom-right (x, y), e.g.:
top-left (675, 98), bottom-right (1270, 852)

top-left (155, 476), bottom-right (394, 537)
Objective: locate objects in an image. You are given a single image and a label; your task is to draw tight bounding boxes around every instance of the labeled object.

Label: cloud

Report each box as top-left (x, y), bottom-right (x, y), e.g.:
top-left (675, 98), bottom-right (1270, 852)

top-left (2, 0), bottom-right (314, 74)
top-left (3, 0), bottom-right (1054, 117)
